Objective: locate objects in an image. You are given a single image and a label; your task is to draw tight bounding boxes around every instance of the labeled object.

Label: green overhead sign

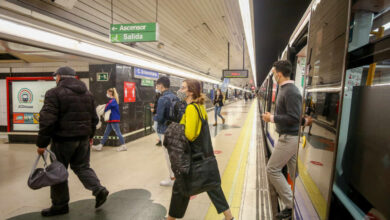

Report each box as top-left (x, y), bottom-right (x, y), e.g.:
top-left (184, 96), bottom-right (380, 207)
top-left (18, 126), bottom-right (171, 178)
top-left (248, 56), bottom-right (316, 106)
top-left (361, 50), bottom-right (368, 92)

top-left (141, 79), bottom-right (154, 87)
top-left (110, 23), bottom-right (159, 43)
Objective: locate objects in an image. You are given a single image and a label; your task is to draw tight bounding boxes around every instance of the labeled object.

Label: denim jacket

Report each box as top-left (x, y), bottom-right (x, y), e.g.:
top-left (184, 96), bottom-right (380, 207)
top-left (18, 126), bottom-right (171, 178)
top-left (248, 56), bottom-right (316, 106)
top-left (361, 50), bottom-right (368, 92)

top-left (154, 90), bottom-right (179, 134)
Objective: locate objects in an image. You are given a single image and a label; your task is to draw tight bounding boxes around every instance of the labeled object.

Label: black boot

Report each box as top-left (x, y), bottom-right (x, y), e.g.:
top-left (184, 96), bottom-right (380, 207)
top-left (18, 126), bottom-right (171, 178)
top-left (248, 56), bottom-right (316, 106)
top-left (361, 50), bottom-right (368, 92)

top-left (276, 208), bottom-right (292, 219)
top-left (156, 140), bottom-right (162, 146)
top-left (95, 188), bottom-right (109, 208)
top-left (41, 205), bottom-right (69, 217)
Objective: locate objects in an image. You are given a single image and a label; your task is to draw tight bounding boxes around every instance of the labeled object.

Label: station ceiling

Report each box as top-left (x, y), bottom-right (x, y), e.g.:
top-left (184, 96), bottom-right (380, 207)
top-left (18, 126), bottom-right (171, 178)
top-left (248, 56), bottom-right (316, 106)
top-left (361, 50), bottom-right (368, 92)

top-left (253, 0), bottom-right (311, 85)
top-left (5, 0), bottom-right (255, 87)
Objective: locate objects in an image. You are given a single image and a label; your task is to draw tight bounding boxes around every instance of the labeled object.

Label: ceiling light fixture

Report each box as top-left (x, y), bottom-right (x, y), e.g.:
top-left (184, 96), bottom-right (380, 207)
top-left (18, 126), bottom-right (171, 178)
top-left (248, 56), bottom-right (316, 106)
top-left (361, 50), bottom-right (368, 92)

top-left (238, 0), bottom-right (257, 87)
top-left (0, 18), bottom-right (222, 84)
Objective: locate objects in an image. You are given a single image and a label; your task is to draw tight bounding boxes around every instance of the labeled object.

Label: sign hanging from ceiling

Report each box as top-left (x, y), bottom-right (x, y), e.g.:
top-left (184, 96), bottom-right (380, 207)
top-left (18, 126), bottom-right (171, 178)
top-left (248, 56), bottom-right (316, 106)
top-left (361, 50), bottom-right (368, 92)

top-left (110, 23), bottom-right (159, 43)
top-left (223, 69), bottom-right (249, 78)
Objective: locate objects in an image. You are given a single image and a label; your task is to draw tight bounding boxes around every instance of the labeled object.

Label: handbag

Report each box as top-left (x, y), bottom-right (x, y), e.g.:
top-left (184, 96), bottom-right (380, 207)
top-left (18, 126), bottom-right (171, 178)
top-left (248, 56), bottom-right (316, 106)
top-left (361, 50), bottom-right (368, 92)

top-left (27, 149), bottom-right (68, 190)
top-left (180, 104), bottom-right (221, 196)
top-left (104, 109), bottom-right (111, 122)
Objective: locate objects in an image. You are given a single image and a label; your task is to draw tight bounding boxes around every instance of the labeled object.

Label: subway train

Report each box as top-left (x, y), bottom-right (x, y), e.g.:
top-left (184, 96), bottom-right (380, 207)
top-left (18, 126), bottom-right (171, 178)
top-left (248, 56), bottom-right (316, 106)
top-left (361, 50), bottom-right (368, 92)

top-left (258, 0), bottom-right (390, 220)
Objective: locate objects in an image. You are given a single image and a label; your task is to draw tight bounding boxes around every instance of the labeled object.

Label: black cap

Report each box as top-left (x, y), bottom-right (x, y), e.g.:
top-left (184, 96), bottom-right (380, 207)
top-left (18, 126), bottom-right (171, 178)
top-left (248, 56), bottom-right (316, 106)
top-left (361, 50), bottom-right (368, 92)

top-left (53, 66), bottom-right (76, 76)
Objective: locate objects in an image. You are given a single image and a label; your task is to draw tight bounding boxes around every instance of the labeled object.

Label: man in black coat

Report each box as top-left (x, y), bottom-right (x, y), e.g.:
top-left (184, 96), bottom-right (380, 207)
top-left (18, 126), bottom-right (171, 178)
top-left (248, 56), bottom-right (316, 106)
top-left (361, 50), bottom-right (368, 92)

top-left (36, 66), bottom-right (109, 217)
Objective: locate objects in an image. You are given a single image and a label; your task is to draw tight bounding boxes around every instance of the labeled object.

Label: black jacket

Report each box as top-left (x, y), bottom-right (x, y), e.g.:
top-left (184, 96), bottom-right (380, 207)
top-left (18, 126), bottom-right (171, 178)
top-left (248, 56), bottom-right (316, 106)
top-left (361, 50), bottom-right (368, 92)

top-left (163, 122), bottom-right (191, 176)
top-left (213, 94), bottom-right (224, 106)
top-left (36, 78), bottom-right (99, 148)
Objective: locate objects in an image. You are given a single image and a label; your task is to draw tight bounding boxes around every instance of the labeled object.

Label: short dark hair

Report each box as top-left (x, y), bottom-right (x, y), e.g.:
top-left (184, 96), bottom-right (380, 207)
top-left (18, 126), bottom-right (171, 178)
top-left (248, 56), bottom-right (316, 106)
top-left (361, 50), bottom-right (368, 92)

top-left (272, 60), bottom-right (292, 77)
top-left (156, 76), bottom-right (170, 88)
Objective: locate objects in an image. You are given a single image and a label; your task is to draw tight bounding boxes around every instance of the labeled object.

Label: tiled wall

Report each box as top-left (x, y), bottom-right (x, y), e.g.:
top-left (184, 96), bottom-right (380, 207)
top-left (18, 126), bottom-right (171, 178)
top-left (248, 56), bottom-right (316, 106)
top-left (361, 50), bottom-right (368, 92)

top-left (0, 80), bottom-right (7, 126)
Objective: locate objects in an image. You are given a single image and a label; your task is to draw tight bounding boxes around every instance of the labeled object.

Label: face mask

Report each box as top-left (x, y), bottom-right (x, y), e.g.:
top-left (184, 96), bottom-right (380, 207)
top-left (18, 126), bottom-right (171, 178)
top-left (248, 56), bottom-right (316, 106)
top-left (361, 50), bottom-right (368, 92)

top-left (53, 76), bottom-right (57, 81)
top-left (155, 89), bottom-right (160, 93)
top-left (107, 94), bottom-right (111, 98)
top-left (177, 90), bottom-right (186, 101)
top-left (273, 73), bottom-right (279, 83)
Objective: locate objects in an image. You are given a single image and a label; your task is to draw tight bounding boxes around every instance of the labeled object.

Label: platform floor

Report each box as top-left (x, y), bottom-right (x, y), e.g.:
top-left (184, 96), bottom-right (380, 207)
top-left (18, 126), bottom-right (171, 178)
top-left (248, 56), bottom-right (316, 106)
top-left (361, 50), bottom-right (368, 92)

top-left (0, 100), bottom-right (266, 220)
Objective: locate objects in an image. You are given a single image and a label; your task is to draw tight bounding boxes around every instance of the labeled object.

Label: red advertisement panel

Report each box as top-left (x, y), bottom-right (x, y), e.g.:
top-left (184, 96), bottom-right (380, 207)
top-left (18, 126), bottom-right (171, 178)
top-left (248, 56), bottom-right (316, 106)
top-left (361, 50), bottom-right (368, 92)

top-left (124, 82), bottom-right (136, 103)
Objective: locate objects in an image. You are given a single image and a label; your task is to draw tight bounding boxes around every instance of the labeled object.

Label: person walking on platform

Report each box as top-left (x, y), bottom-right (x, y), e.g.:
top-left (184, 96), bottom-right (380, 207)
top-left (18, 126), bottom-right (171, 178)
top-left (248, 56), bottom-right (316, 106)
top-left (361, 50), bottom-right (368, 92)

top-left (151, 88), bottom-right (163, 146)
top-left (36, 66), bottom-right (109, 217)
top-left (92, 88), bottom-right (127, 152)
top-left (262, 60), bottom-right (311, 219)
top-left (213, 88), bottom-right (225, 126)
top-left (155, 76), bottom-right (179, 187)
top-left (167, 79), bottom-right (234, 220)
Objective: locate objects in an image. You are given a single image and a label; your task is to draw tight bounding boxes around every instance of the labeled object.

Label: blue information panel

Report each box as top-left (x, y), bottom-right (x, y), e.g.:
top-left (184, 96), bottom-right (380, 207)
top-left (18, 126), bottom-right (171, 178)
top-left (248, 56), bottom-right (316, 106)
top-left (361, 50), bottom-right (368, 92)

top-left (134, 67), bottom-right (159, 79)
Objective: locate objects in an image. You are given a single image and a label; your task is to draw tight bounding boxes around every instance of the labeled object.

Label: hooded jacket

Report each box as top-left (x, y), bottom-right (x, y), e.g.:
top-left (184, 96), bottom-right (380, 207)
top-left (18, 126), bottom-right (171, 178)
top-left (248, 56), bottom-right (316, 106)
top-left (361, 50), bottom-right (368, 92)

top-left (36, 78), bottom-right (99, 148)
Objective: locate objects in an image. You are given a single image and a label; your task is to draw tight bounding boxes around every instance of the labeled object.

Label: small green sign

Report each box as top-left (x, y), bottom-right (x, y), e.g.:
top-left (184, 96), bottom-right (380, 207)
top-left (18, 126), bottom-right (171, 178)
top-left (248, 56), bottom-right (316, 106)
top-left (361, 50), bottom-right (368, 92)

top-left (110, 23), bottom-right (158, 43)
top-left (110, 32), bottom-right (158, 43)
top-left (141, 79), bottom-right (154, 87)
top-left (110, 23), bottom-right (157, 33)
top-left (97, 72), bottom-right (109, 81)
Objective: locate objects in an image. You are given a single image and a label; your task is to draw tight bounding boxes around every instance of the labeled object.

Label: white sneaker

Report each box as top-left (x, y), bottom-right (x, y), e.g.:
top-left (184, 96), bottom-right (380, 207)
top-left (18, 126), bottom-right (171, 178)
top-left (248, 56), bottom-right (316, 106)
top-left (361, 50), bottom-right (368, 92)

top-left (116, 145), bottom-right (127, 152)
top-left (92, 144), bottom-right (103, 151)
top-left (160, 178), bottom-right (174, 187)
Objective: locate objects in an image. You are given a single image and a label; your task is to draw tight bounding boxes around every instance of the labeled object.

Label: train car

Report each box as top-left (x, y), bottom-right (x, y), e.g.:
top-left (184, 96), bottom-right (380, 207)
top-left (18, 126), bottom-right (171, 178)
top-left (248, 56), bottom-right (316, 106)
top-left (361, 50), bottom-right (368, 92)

top-left (259, 0), bottom-right (390, 219)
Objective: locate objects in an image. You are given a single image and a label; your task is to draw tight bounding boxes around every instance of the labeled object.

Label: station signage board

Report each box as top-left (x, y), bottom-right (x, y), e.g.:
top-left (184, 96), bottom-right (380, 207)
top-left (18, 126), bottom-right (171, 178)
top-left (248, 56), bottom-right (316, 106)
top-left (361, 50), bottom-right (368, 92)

top-left (141, 79), bottom-right (154, 87)
top-left (223, 69), bottom-right (249, 78)
top-left (110, 23), bottom-right (159, 43)
top-left (134, 67), bottom-right (159, 80)
top-left (97, 72), bottom-right (109, 81)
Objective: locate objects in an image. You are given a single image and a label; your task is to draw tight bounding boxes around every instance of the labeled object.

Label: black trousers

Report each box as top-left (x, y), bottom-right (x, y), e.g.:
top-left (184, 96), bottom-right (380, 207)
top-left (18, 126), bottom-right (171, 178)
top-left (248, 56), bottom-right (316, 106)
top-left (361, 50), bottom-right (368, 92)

top-left (50, 138), bottom-right (105, 208)
top-left (169, 181), bottom-right (230, 218)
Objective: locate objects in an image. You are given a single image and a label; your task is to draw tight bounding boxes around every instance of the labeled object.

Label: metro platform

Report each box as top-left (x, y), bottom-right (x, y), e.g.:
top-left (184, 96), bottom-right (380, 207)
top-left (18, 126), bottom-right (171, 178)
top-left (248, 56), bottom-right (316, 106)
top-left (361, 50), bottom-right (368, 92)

top-left (0, 100), bottom-right (273, 220)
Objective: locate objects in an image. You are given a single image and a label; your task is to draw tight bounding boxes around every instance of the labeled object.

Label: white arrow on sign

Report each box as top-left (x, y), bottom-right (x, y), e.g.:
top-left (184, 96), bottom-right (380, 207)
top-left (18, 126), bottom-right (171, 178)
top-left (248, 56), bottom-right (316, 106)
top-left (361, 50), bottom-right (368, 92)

top-left (111, 26), bottom-right (118, 31)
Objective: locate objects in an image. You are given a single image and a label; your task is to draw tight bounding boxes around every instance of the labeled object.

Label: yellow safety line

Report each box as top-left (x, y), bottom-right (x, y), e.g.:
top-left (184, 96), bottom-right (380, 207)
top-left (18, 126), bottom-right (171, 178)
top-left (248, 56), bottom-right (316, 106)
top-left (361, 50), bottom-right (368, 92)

top-left (204, 102), bottom-right (256, 220)
top-left (297, 157), bottom-right (327, 220)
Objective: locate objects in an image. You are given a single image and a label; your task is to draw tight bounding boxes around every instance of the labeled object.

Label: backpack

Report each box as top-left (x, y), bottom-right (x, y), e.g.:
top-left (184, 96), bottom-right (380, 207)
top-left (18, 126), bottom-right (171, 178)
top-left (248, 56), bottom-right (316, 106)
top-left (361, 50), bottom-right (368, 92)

top-left (167, 95), bottom-right (180, 123)
top-left (173, 101), bottom-right (187, 123)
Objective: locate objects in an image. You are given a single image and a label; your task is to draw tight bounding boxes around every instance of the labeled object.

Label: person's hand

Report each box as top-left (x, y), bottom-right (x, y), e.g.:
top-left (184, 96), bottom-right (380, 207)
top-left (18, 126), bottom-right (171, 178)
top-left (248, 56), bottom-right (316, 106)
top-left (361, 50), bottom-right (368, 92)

top-left (262, 112), bottom-right (272, 122)
top-left (89, 138), bottom-right (93, 146)
top-left (304, 115), bottom-right (313, 126)
top-left (37, 148), bottom-right (45, 155)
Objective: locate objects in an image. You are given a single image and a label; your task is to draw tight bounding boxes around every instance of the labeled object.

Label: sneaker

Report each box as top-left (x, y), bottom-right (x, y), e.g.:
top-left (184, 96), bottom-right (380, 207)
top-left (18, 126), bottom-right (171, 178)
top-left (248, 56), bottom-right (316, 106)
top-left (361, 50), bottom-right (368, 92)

top-left (95, 188), bottom-right (109, 208)
top-left (156, 140), bottom-right (162, 146)
top-left (213, 123), bottom-right (217, 126)
top-left (92, 144), bottom-right (103, 151)
top-left (276, 208), bottom-right (292, 219)
top-left (160, 178), bottom-right (174, 187)
top-left (41, 205), bottom-right (69, 217)
top-left (116, 145), bottom-right (127, 152)
top-left (222, 118), bottom-right (226, 124)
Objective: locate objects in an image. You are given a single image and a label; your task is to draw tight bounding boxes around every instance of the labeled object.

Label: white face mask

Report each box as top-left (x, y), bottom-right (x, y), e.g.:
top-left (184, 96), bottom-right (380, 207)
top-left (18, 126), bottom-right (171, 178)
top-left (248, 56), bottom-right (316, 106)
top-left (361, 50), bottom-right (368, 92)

top-left (273, 73), bottom-right (280, 83)
top-left (107, 94), bottom-right (111, 98)
top-left (155, 89), bottom-right (160, 93)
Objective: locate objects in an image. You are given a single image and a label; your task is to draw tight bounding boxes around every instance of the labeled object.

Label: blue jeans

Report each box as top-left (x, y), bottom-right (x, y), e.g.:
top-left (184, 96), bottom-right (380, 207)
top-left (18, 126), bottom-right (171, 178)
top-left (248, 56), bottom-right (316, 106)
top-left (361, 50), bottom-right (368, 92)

top-left (101, 123), bottom-right (125, 145)
top-left (214, 106), bottom-right (224, 122)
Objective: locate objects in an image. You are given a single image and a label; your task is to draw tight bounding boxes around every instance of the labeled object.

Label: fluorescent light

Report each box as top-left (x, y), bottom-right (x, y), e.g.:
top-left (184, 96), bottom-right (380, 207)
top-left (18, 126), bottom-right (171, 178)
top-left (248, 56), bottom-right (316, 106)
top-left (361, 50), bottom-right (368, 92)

top-left (238, 0), bottom-right (257, 87)
top-left (0, 18), bottom-right (222, 84)
top-left (373, 22), bottom-right (390, 32)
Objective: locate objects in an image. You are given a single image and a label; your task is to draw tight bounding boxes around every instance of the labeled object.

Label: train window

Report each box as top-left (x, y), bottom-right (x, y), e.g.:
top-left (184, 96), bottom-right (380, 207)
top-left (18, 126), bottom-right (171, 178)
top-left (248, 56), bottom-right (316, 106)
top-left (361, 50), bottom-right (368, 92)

top-left (331, 1), bottom-right (390, 220)
top-left (306, 0), bottom-right (350, 87)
